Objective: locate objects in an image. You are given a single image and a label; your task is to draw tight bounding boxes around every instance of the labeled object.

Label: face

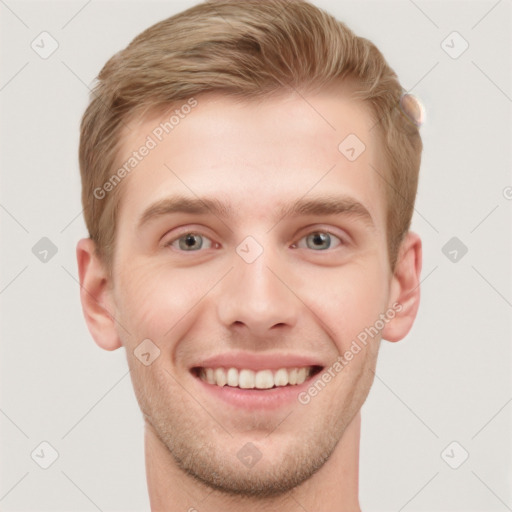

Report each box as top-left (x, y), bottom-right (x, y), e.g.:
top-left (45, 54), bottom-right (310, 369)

top-left (108, 88), bottom-right (395, 496)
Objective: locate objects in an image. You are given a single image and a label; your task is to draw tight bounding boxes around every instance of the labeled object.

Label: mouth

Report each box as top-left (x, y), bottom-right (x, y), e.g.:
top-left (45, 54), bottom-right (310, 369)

top-left (189, 352), bottom-right (326, 410)
top-left (191, 365), bottom-right (324, 390)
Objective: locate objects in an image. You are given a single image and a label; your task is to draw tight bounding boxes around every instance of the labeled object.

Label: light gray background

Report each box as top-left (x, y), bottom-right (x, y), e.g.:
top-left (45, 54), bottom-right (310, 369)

top-left (1, 0), bottom-right (511, 510)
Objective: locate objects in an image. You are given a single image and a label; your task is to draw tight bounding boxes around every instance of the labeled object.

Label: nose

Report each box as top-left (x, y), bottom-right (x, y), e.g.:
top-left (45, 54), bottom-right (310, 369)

top-left (216, 246), bottom-right (300, 337)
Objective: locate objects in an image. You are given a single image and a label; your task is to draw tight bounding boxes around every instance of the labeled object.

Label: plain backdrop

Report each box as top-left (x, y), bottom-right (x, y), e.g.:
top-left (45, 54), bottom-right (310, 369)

top-left (1, 1), bottom-right (511, 510)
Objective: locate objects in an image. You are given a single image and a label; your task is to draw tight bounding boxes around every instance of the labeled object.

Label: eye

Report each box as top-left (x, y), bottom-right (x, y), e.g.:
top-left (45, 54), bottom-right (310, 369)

top-left (293, 231), bottom-right (344, 251)
top-left (166, 232), bottom-right (214, 251)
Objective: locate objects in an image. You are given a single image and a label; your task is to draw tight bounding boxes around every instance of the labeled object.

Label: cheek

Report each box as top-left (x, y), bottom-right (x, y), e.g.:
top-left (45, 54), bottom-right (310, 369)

top-left (303, 260), bottom-right (389, 351)
top-left (114, 259), bottom-right (215, 343)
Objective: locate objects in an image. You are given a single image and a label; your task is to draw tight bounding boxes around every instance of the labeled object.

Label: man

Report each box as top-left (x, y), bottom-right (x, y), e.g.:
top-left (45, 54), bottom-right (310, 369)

top-left (76, 1), bottom-right (423, 510)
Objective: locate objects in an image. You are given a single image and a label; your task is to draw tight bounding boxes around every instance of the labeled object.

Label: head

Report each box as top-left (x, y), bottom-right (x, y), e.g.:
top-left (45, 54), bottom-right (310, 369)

top-left (77, 0), bottom-right (422, 499)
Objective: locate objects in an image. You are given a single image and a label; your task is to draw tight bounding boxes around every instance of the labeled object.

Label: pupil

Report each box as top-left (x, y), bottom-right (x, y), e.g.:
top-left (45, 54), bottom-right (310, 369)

top-left (183, 234), bottom-right (200, 249)
top-left (311, 232), bottom-right (329, 248)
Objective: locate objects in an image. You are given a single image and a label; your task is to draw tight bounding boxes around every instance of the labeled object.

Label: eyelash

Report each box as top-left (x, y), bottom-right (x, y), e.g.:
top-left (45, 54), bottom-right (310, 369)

top-left (164, 229), bottom-right (346, 252)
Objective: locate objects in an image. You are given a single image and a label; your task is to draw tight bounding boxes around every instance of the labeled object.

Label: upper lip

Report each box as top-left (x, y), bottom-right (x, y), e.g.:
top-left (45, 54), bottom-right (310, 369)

top-left (191, 351), bottom-right (325, 372)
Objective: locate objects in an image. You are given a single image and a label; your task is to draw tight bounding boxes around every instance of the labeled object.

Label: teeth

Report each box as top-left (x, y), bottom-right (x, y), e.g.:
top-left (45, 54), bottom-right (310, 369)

top-left (254, 370), bottom-right (274, 389)
top-left (239, 369), bottom-right (255, 389)
top-left (214, 368), bottom-right (227, 387)
top-left (274, 368), bottom-right (289, 386)
top-left (198, 366), bottom-right (315, 389)
top-left (226, 367), bottom-right (238, 387)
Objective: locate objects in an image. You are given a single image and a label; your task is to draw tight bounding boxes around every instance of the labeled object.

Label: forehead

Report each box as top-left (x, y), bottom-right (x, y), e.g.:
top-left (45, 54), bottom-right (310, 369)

top-left (114, 88), bottom-right (386, 229)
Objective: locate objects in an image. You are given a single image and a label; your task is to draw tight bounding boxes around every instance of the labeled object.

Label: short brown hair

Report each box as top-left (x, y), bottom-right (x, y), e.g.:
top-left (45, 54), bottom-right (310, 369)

top-left (79, 0), bottom-right (422, 274)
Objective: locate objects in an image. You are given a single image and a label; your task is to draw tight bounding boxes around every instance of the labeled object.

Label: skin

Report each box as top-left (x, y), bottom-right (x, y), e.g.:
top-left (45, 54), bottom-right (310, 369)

top-left (77, 86), bottom-right (422, 511)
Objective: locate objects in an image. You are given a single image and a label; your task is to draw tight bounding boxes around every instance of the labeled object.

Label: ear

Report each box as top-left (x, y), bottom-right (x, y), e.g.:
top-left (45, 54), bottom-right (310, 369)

top-left (382, 231), bottom-right (422, 342)
top-left (76, 238), bottom-right (122, 351)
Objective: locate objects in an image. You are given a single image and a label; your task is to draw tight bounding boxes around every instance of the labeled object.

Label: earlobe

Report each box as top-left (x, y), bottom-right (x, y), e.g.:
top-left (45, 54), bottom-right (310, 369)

top-left (382, 231), bottom-right (422, 342)
top-left (76, 238), bottom-right (122, 351)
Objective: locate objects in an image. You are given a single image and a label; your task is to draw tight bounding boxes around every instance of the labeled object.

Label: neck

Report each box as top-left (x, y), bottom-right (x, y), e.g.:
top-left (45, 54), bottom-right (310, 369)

top-left (145, 412), bottom-right (362, 512)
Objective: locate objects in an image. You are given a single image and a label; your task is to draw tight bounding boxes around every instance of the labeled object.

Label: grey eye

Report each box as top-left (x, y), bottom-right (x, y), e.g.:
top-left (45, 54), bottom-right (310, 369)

top-left (171, 233), bottom-right (213, 251)
top-left (298, 232), bottom-right (342, 250)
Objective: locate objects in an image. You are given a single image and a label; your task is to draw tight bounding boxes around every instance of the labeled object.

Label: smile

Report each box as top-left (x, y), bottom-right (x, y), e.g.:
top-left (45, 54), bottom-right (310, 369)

top-left (195, 366), bottom-right (323, 389)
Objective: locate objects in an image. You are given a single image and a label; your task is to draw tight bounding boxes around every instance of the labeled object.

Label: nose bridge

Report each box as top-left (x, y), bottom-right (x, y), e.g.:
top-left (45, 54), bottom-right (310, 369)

top-left (216, 240), bottom-right (299, 334)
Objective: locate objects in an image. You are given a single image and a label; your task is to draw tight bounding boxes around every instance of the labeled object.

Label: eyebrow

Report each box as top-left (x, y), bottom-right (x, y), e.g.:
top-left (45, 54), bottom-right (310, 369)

top-left (137, 194), bottom-right (374, 230)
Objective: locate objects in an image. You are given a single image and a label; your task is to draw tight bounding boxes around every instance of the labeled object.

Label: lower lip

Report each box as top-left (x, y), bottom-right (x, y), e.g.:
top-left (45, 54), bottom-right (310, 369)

top-left (192, 371), bottom-right (320, 410)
